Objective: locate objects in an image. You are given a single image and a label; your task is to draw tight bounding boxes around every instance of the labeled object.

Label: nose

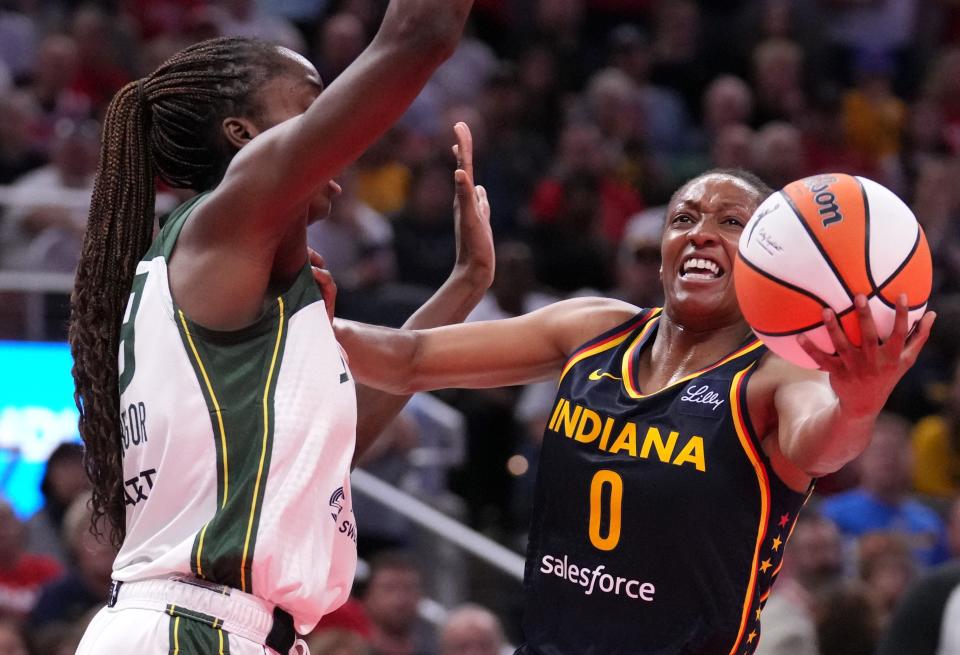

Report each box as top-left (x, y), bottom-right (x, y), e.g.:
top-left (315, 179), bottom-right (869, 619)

top-left (688, 217), bottom-right (719, 246)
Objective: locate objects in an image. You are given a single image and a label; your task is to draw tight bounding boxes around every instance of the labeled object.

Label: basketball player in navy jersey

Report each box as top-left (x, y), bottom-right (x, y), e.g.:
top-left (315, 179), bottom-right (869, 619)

top-left (333, 169), bottom-right (936, 654)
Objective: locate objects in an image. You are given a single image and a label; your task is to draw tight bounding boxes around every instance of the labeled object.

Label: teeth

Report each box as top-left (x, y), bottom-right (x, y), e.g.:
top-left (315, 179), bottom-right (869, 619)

top-left (683, 257), bottom-right (721, 276)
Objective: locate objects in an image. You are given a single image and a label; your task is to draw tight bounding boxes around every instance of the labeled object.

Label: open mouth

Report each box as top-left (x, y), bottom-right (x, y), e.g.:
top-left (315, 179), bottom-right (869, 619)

top-left (680, 256), bottom-right (724, 280)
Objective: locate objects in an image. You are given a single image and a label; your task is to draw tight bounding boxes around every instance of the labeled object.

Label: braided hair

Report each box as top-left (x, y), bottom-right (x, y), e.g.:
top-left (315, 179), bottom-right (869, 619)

top-left (69, 37), bottom-right (297, 547)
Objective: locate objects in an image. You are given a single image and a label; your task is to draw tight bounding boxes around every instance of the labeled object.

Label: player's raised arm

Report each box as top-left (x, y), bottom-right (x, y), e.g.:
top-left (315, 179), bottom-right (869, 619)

top-left (203, 0), bottom-right (472, 241)
top-left (334, 297), bottom-right (641, 395)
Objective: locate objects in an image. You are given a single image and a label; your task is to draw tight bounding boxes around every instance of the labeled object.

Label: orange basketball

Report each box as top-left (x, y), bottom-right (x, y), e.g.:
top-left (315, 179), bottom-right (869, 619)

top-left (734, 174), bottom-right (932, 369)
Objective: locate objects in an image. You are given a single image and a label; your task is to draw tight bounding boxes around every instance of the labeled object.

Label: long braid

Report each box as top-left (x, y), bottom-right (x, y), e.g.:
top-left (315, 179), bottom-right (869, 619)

top-left (69, 37), bottom-right (295, 547)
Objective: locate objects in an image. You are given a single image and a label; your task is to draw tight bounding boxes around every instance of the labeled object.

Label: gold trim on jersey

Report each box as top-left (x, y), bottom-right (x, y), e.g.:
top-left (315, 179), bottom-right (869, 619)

top-left (178, 309), bottom-right (229, 579)
top-left (559, 309), bottom-right (661, 383)
top-left (727, 363), bottom-right (771, 655)
top-left (620, 317), bottom-right (764, 399)
top-left (239, 296), bottom-right (285, 593)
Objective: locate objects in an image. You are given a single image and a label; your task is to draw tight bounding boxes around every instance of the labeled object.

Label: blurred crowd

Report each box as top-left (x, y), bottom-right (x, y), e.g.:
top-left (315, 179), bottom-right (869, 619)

top-left (4, 0), bottom-right (960, 653)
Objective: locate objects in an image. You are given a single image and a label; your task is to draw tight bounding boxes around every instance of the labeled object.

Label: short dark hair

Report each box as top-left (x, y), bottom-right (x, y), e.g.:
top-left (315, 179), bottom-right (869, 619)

top-left (669, 168), bottom-right (775, 208)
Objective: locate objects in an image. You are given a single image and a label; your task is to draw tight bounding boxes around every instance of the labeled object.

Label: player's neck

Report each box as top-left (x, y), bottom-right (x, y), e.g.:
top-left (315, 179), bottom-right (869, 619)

top-left (646, 316), bottom-right (753, 386)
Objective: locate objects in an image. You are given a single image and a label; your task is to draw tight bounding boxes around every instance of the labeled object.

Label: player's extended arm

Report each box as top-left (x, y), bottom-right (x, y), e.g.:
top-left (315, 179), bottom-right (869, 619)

top-left (772, 294), bottom-right (935, 478)
top-left (334, 297), bottom-right (641, 395)
top-left (203, 0), bottom-right (472, 240)
top-left (347, 123), bottom-right (495, 464)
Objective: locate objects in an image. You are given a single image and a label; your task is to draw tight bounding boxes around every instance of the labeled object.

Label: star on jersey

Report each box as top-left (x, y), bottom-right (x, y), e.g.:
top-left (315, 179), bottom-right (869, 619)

top-left (588, 369), bottom-right (621, 382)
top-left (759, 559), bottom-right (772, 573)
top-left (747, 630), bottom-right (758, 644)
top-left (778, 513), bottom-right (791, 528)
top-left (772, 535), bottom-right (783, 551)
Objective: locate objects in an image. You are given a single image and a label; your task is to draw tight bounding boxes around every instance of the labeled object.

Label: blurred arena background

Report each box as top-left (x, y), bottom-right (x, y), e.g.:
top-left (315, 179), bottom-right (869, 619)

top-left (1, 0), bottom-right (960, 653)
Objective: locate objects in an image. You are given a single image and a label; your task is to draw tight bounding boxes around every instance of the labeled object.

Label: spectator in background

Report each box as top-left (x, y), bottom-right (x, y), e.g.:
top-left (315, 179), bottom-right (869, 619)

top-left (701, 75), bottom-right (754, 143)
top-left (0, 499), bottom-right (60, 619)
top-left (648, 0), bottom-right (708, 120)
top-left (876, 499), bottom-right (960, 655)
top-left (842, 50), bottom-right (907, 173)
top-left (307, 629), bottom-right (371, 655)
top-left (910, 357), bottom-right (960, 500)
top-left (606, 24), bottom-right (690, 159)
top-left (28, 493), bottom-right (116, 632)
top-left (213, 0), bottom-right (305, 52)
top-left (529, 121), bottom-right (643, 245)
top-left (474, 64), bottom-right (551, 235)
top-left (752, 121), bottom-right (806, 190)
top-left (611, 209), bottom-right (664, 309)
top-left (857, 531), bottom-right (917, 628)
top-left (356, 127), bottom-right (412, 217)
top-left (821, 412), bottom-right (950, 568)
top-left (0, 118), bottom-right (99, 272)
top-left (363, 551), bottom-right (436, 655)
top-left (755, 511), bottom-right (844, 655)
top-left (69, 6), bottom-right (132, 114)
top-left (0, 4), bottom-right (37, 82)
top-left (924, 47), bottom-right (960, 156)
top-left (25, 443), bottom-right (88, 566)
top-left (909, 156), bottom-right (960, 296)
top-left (23, 35), bottom-right (90, 150)
top-left (307, 166), bottom-right (395, 291)
top-left (392, 158), bottom-right (457, 290)
top-left (439, 604), bottom-right (505, 655)
top-left (710, 124), bottom-right (755, 170)
top-left (816, 583), bottom-right (879, 655)
top-left (0, 91), bottom-right (45, 185)
top-left (751, 38), bottom-right (805, 127)
top-left (314, 12), bottom-right (367, 82)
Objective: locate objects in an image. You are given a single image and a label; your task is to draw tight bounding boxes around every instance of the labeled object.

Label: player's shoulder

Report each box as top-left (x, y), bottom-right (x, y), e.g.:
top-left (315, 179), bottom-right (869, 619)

top-left (541, 297), bottom-right (646, 354)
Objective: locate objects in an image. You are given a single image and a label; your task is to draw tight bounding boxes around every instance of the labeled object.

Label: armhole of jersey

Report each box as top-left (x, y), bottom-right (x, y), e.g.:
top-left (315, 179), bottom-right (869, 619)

top-left (558, 308), bottom-right (660, 382)
top-left (736, 361), bottom-right (814, 500)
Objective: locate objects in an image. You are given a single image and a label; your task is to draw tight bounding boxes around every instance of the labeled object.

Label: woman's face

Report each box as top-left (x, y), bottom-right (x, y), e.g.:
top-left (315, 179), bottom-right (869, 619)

top-left (247, 50), bottom-right (341, 220)
top-left (660, 174), bottom-right (761, 329)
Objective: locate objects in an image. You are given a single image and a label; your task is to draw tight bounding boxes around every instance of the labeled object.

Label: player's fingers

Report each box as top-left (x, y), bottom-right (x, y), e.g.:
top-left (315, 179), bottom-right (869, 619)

top-left (455, 168), bottom-right (474, 206)
top-left (885, 293), bottom-right (910, 354)
top-left (822, 307), bottom-right (855, 368)
top-left (308, 247), bottom-right (325, 269)
top-left (797, 333), bottom-right (839, 373)
top-left (311, 266), bottom-right (337, 322)
top-left (902, 310), bottom-right (936, 364)
top-left (854, 294), bottom-right (880, 359)
top-left (475, 185), bottom-right (490, 222)
top-left (454, 122), bottom-right (474, 179)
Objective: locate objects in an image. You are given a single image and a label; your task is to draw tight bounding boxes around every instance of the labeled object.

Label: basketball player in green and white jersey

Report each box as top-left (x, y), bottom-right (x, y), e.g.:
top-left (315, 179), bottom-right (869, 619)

top-left (70, 1), bottom-right (490, 652)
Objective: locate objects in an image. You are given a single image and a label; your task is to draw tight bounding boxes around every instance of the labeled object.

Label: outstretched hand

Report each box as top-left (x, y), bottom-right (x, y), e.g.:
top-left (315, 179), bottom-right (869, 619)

top-left (308, 248), bottom-right (337, 324)
top-left (797, 294), bottom-right (936, 418)
top-left (451, 121), bottom-right (494, 290)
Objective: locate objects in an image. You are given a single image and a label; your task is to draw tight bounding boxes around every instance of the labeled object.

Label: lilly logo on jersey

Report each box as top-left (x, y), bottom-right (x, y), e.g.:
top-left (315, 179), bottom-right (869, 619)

top-left (547, 397), bottom-right (706, 472)
top-left (680, 384), bottom-right (725, 410)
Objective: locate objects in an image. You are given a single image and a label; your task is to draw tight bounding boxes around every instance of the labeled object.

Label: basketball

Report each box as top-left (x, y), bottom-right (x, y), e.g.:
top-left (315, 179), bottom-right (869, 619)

top-left (734, 174), bottom-right (933, 369)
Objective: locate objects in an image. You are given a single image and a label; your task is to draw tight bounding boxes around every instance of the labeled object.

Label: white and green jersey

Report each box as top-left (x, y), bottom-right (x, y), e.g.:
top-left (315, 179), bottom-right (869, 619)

top-left (113, 194), bottom-right (358, 633)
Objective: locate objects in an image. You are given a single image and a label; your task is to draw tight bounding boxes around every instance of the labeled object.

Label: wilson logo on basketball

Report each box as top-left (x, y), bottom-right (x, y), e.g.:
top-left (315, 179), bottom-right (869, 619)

top-left (803, 175), bottom-right (844, 227)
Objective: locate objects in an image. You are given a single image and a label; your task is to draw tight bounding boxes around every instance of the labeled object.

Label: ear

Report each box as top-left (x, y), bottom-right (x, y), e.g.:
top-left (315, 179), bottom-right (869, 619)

top-left (221, 116), bottom-right (262, 150)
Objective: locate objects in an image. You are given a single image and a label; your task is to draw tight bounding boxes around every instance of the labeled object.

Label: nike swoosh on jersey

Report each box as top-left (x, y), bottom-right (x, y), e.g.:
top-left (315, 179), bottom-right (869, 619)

top-left (588, 369), bottom-right (622, 381)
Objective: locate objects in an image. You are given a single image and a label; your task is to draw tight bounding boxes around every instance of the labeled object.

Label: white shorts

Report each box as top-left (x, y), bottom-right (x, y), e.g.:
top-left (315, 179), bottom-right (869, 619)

top-left (75, 577), bottom-right (309, 655)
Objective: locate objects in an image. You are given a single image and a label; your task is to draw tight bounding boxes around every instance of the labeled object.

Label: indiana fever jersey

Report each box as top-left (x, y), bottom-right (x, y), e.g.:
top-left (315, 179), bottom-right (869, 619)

top-left (518, 309), bottom-right (811, 655)
top-left (111, 194), bottom-right (358, 633)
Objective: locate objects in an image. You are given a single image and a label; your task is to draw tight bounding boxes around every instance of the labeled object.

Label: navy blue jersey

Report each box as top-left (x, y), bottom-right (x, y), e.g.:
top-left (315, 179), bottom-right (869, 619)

top-left (517, 309), bottom-right (811, 655)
